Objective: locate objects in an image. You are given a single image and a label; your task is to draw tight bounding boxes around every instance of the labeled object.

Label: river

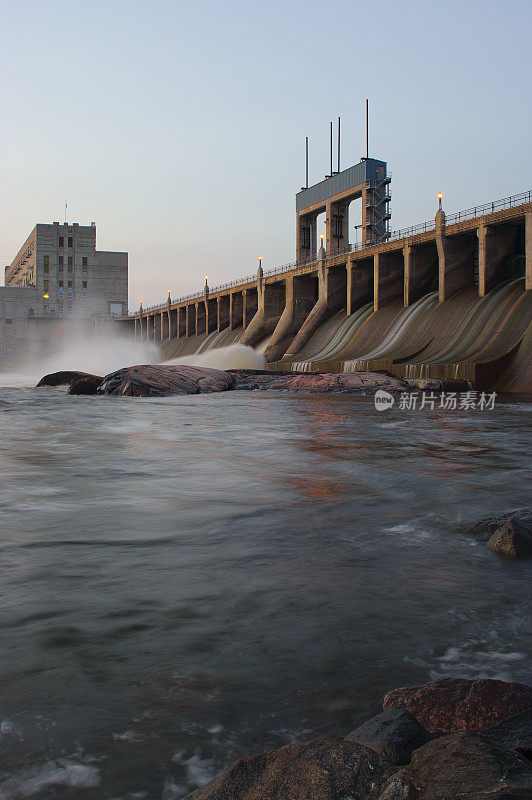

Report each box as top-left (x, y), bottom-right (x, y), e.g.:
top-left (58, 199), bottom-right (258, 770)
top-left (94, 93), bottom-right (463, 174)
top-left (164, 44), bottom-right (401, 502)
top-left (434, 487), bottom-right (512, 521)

top-left (0, 385), bottom-right (530, 799)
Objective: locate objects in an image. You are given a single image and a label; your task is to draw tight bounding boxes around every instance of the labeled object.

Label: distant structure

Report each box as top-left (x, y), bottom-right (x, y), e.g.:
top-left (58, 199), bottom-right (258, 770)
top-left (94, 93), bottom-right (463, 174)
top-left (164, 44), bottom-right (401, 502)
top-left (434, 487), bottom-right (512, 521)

top-left (1, 222), bottom-right (128, 367)
top-left (296, 157), bottom-right (390, 262)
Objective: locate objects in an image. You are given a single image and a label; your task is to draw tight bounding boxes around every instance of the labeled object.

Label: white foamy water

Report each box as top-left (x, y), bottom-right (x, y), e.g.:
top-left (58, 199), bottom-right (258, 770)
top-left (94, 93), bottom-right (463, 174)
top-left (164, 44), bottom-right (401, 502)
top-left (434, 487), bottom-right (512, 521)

top-left (163, 343), bottom-right (266, 371)
top-left (0, 760), bottom-right (100, 799)
top-left (0, 332), bottom-right (265, 389)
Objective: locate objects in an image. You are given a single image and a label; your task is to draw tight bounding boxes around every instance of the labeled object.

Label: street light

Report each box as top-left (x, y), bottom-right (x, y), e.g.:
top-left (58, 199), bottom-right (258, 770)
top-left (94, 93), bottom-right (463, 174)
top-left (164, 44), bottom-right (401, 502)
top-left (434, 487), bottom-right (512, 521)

top-left (437, 192), bottom-right (443, 210)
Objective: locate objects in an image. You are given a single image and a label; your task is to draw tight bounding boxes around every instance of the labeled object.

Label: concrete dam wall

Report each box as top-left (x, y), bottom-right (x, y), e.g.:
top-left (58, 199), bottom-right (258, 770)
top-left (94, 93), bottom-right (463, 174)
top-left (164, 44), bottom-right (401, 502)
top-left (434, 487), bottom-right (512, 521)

top-left (124, 192), bottom-right (532, 393)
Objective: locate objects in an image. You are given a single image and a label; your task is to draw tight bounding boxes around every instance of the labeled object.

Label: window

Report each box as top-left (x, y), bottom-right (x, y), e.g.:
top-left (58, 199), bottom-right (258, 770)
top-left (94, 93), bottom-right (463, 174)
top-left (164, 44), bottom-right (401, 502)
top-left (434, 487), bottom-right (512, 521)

top-left (44, 304), bottom-right (50, 314)
top-left (82, 257), bottom-right (88, 267)
top-left (58, 237), bottom-right (64, 247)
top-left (82, 280), bottom-right (87, 300)
top-left (59, 255), bottom-right (64, 269)
top-left (68, 281), bottom-right (73, 300)
top-left (43, 255), bottom-right (49, 273)
top-left (58, 306), bottom-right (63, 315)
top-left (109, 302), bottom-right (123, 317)
top-left (58, 280), bottom-right (63, 299)
top-left (68, 237), bottom-right (73, 248)
top-left (68, 256), bottom-right (73, 271)
top-left (43, 280), bottom-right (49, 300)
top-left (67, 305), bottom-right (72, 315)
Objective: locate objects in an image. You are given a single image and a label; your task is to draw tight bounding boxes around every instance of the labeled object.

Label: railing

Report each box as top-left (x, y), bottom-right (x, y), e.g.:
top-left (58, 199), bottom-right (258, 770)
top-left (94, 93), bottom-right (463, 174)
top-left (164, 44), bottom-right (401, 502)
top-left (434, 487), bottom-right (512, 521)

top-left (127, 188), bottom-right (531, 317)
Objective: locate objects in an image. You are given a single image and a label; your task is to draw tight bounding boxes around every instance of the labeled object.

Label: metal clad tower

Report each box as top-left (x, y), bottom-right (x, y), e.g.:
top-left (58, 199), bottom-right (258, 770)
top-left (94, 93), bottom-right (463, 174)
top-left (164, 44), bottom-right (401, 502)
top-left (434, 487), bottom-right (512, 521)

top-left (296, 157), bottom-right (391, 262)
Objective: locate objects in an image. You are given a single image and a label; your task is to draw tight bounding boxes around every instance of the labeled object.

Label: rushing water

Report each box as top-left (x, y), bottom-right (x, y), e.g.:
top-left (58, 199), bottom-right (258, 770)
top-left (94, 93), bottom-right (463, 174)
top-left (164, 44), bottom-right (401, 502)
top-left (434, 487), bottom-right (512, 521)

top-left (0, 386), bottom-right (531, 799)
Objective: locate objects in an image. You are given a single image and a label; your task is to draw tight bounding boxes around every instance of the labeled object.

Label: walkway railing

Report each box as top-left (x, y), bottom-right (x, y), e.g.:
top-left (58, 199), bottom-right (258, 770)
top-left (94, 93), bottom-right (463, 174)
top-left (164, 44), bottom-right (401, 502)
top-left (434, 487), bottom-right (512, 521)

top-left (127, 188), bottom-right (531, 317)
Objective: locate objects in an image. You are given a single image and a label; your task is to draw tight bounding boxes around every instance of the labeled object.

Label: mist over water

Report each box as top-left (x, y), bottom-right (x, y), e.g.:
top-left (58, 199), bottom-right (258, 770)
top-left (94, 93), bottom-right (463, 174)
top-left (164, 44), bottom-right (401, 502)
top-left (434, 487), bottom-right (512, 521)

top-left (0, 330), bottom-right (264, 389)
top-left (0, 383), bottom-right (530, 799)
top-left (163, 344), bottom-right (266, 371)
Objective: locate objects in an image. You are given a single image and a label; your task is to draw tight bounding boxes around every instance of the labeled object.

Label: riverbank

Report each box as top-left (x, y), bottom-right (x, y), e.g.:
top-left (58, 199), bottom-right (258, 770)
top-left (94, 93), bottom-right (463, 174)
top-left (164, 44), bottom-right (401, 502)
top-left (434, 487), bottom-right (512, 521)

top-left (180, 676), bottom-right (532, 799)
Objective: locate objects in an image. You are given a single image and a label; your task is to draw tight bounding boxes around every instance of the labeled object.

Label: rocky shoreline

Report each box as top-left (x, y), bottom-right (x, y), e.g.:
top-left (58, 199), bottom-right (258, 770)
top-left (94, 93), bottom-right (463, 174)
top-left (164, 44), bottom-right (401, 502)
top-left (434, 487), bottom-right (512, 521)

top-left (181, 677), bottom-right (531, 799)
top-left (36, 365), bottom-right (469, 397)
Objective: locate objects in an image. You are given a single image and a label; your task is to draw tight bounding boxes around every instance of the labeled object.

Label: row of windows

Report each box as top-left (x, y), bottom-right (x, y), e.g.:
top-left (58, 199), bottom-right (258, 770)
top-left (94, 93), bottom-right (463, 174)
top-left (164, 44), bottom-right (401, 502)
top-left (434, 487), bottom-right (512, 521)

top-left (43, 255), bottom-right (88, 273)
top-left (58, 237), bottom-right (73, 248)
top-left (42, 305), bottom-right (89, 316)
top-left (45, 279), bottom-right (87, 301)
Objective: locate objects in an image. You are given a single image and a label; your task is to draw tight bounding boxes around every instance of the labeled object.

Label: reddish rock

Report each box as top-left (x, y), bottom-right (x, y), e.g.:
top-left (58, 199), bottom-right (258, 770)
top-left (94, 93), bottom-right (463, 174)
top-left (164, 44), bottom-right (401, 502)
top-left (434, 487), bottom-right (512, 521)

top-left (383, 678), bottom-right (532, 735)
top-left (182, 738), bottom-right (395, 800)
top-left (97, 365), bottom-right (236, 397)
top-left (272, 371), bottom-right (407, 393)
top-left (401, 733), bottom-right (532, 799)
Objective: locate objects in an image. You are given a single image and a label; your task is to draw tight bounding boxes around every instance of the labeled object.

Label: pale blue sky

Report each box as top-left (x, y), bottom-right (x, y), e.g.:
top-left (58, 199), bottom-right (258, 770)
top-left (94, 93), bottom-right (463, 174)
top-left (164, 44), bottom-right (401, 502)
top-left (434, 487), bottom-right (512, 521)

top-left (1, 0), bottom-right (531, 307)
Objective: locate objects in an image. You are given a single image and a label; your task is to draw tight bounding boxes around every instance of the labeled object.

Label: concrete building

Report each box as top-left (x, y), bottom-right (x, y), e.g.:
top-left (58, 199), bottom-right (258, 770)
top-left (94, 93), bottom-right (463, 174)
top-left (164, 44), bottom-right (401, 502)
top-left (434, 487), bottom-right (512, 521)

top-left (1, 222), bottom-right (128, 368)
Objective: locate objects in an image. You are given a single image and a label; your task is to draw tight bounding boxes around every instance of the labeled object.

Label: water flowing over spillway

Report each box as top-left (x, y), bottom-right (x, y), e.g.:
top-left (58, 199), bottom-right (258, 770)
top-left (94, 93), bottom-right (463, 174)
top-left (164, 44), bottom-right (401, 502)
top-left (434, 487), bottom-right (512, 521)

top-left (266, 278), bottom-right (531, 392)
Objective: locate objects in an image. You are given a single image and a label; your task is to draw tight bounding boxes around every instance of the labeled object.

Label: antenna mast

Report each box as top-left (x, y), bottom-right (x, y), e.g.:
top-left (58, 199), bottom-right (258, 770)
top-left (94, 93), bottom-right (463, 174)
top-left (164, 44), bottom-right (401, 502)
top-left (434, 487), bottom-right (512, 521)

top-left (329, 121), bottom-right (333, 176)
top-left (337, 116), bottom-right (341, 173)
top-left (365, 99), bottom-right (369, 159)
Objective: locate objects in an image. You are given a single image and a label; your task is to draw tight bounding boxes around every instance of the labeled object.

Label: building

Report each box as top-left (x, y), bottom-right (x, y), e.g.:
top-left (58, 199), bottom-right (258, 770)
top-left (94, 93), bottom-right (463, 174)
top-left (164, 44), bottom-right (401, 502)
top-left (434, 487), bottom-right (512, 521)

top-left (1, 222), bottom-right (128, 368)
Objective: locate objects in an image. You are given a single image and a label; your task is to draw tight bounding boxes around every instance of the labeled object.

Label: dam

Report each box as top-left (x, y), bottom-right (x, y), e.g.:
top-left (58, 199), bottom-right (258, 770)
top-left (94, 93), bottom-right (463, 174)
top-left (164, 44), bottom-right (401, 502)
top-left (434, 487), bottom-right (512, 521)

top-left (120, 159), bottom-right (532, 392)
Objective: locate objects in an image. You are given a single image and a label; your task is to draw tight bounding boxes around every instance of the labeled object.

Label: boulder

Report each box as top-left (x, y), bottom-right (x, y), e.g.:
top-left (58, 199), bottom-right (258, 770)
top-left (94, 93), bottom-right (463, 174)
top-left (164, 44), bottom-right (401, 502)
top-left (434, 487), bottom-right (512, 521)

top-left (465, 508), bottom-right (532, 542)
top-left (346, 707), bottom-right (432, 765)
top-left (37, 370), bottom-right (103, 388)
top-left (376, 769), bottom-right (415, 800)
top-left (487, 518), bottom-right (532, 558)
top-left (400, 733), bottom-right (532, 799)
top-left (181, 738), bottom-right (395, 800)
top-left (97, 365), bottom-right (236, 397)
top-left (479, 709), bottom-right (532, 760)
top-left (69, 375), bottom-right (103, 395)
top-left (265, 372), bottom-right (407, 393)
top-left (383, 677), bottom-right (532, 735)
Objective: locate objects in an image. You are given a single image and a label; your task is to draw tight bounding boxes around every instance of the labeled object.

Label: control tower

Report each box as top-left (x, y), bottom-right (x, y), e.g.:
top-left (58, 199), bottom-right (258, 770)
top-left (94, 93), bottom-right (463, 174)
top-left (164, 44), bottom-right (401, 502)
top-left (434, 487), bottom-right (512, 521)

top-left (296, 157), bottom-right (391, 262)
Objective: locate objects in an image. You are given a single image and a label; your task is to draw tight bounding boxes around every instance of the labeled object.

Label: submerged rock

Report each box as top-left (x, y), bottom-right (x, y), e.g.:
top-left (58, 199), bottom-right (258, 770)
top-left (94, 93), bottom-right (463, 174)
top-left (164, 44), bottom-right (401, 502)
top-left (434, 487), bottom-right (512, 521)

top-left (383, 678), bottom-right (532, 735)
top-left (182, 738), bottom-right (395, 800)
top-left (97, 365), bottom-right (236, 397)
top-left (400, 733), bottom-right (532, 799)
top-left (345, 707), bottom-right (432, 766)
top-left (465, 508), bottom-right (532, 542)
top-left (36, 370), bottom-right (103, 388)
top-left (487, 518), bottom-right (532, 558)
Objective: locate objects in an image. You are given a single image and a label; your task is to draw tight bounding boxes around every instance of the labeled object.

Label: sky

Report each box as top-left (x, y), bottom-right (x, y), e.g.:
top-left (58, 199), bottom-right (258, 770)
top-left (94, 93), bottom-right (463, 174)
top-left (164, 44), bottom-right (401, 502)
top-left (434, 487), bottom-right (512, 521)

top-left (1, 0), bottom-right (531, 308)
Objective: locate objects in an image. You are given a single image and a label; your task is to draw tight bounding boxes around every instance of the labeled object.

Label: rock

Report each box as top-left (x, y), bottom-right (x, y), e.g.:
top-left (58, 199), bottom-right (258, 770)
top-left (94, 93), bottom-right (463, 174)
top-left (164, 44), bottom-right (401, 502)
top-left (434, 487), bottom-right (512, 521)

top-left (181, 738), bottom-right (395, 800)
top-left (97, 365), bottom-right (236, 397)
top-left (404, 379), bottom-right (442, 391)
top-left (273, 372), bottom-right (407, 393)
top-left (383, 677), bottom-right (532, 735)
top-left (346, 707), bottom-right (432, 765)
top-left (231, 370), bottom-right (408, 393)
top-left (487, 518), bottom-right (532, 558)
top-left (37, 370), bottom-right (103, 388)
top-left (465, 508), bottom-right (532, 542)
top-left (376, 769), bottom-right (415, 799)
top-left (402, 733), bottom-right (532, 799)
top-left (69, 375), bottom-right (103, 395)
top-left (479, 709), bottom-right (532, 760)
